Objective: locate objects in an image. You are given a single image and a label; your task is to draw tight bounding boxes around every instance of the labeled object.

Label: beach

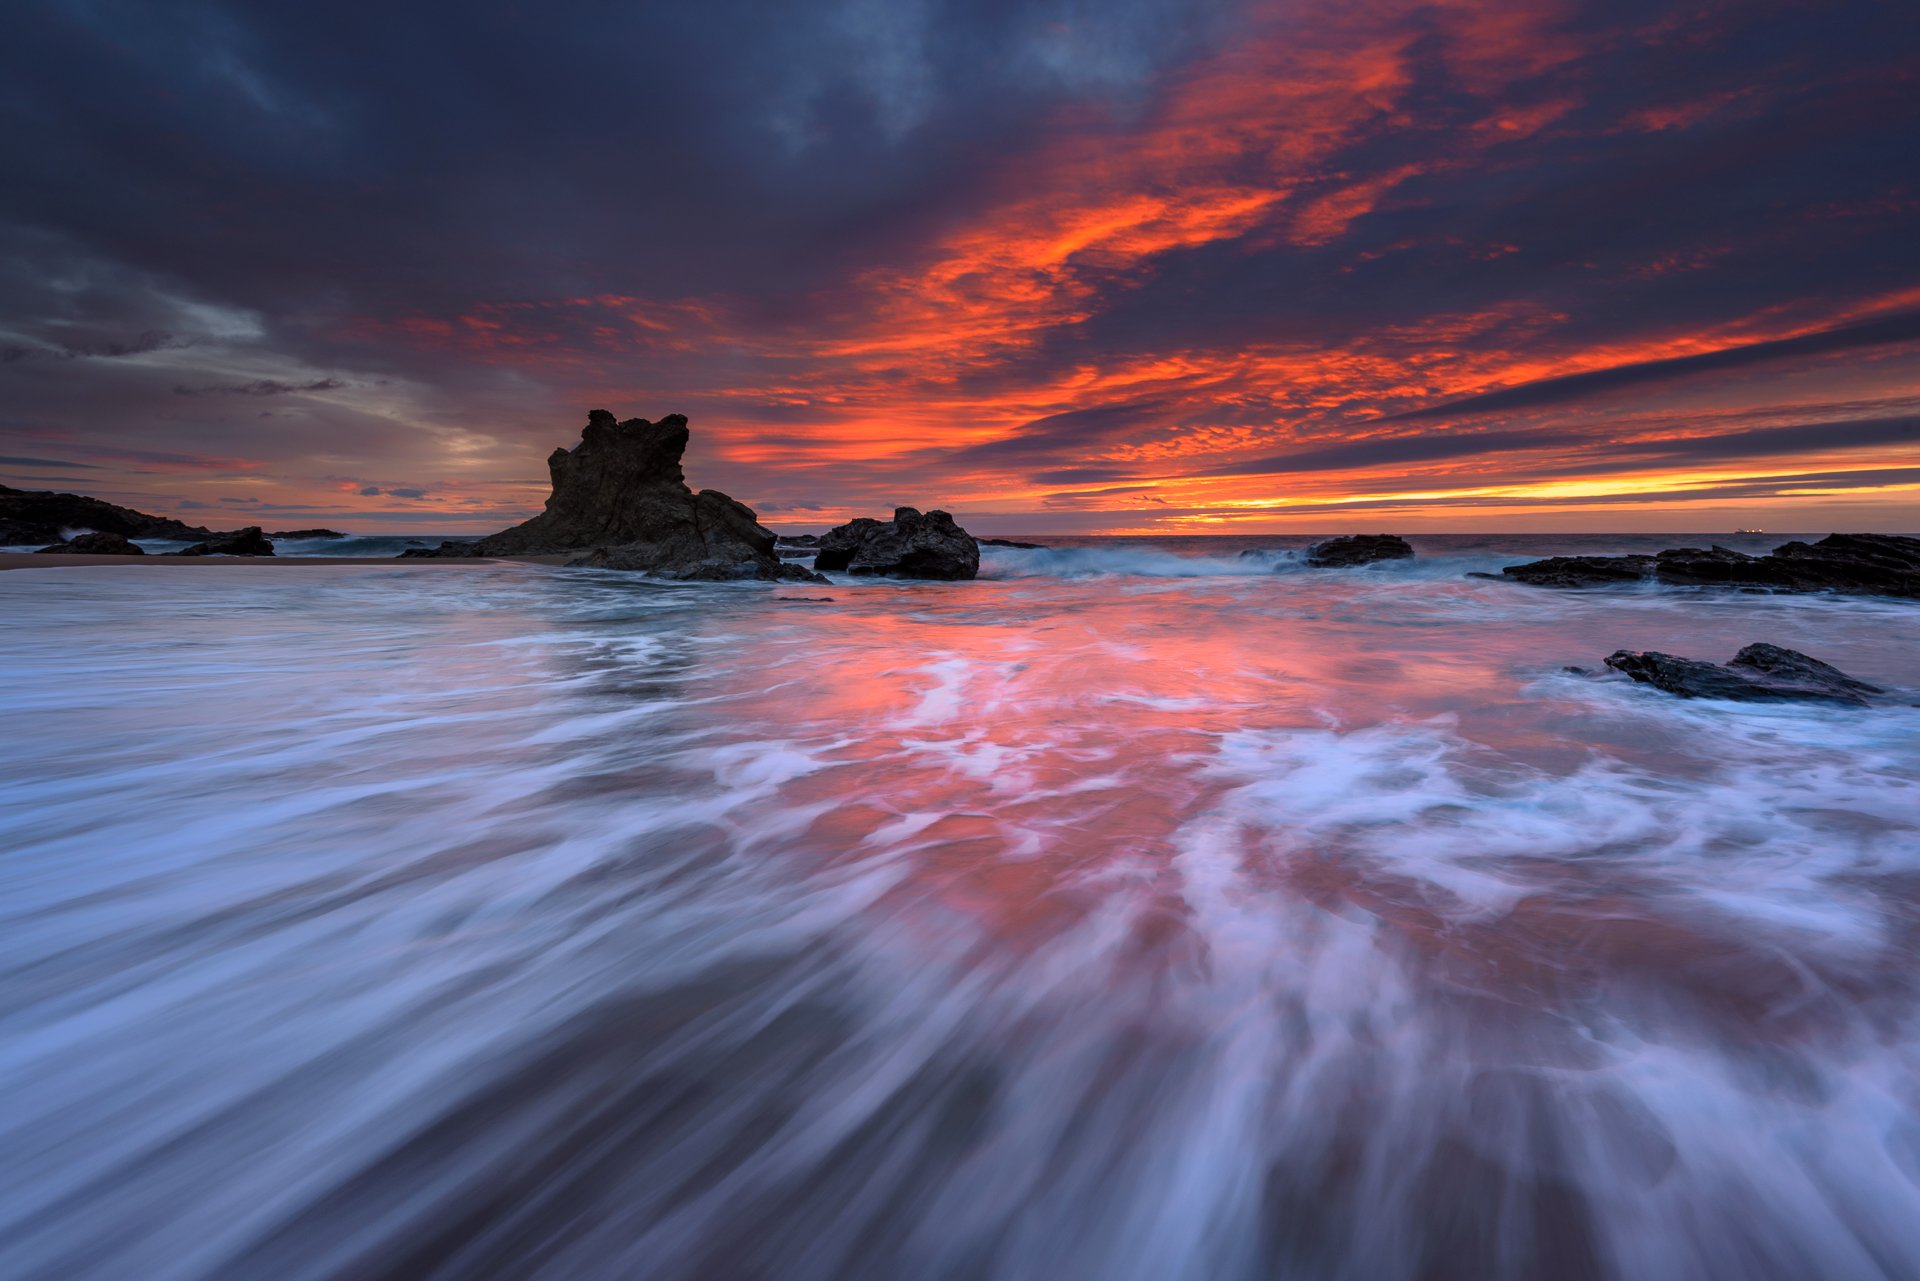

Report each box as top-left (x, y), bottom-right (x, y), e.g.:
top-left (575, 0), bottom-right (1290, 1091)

top-left (3, 536), bottom-right (1918, 1281)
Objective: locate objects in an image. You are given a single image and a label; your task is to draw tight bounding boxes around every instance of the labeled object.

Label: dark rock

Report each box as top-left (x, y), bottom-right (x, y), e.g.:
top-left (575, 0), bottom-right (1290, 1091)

top-left (1603, 643), bottom-right (1888, 706)
top-left (266, 528), bottom-right (346, 539)
top-left (176, 527), bottom-right (275, 557)
top-left (1304, 534), bottom-right (1414, 567)
top-left (401, 411), bottom-right (825, 582)
top-left (814, 507), bottom-right (980, 579)
top-left (1500, 555), bottom-right (1656, 588)
top-left (1, 482), bottom-right (213, 545)
top-left (34, 531), bottom-right (145, 555)
top-left (400, 541), bottom-right (479, 559)
top-left (1503, 534), bottom-right (1920, 598)
top-left (981, 538), bottom-right (1046, 549)
top-left (775, 534), bottom-right (821, 547)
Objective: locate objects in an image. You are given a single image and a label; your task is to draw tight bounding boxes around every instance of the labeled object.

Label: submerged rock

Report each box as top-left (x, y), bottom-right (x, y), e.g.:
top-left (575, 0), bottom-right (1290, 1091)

top-left (1602, 643), bottom-right (1888, 706)
top-left (0, 483), bottom-right (213, 545)
top-left (1502, 534), bottom-right (1920, 598)
top-left (1501, 554), bottom-right (1656, 588)
top-left (35, 531), bottom-right (145, 555)
top-left (401, 411), bottom-right (825, 583)
top-left (814, 507), bottom-right (980, 579)
top-left (176, 527), bottom-right (275, 557)
top-left (1304, 534), bottom-right (1413, 567)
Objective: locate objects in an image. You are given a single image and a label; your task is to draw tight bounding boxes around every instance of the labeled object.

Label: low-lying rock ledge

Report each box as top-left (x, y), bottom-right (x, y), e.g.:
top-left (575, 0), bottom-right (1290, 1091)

top-left (267, 528), bottom-right (347, 540)
top-left (1500, 534), bottom-right (1920, 598)
top-left (1602, 643), bottom-right (1897, 706)
top-left (36, 532), bottom-right (146, 555)
top-left (1305, 534), bottom-right (1414, 567)
top-left (980, 538), bottom-right (1046, 549)
top-left (177, 527), bottom-right (276, 557)
top-left (401, 410), bottom-right (825, 583)
top-left (814, 507), bottom-right (980, 580)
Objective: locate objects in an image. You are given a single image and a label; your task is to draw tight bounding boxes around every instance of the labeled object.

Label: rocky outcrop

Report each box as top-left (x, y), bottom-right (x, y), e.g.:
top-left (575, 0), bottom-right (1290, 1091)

top-left (1, 482), bottom-right (213, 545)
top-left (1305, 534), bottom-right (1413, 567)
top-left (176, 527), bottom-right (275, 557)
top-left (1499, 554), bottom-right (1656, 588)
top-left (775, 534), bottom-right (820, 547)
top-left (35, 531), bottom-right (145, 555)
top-left (814, 507), bottom-right (980, 579)
top-left (267, 528), bottom-right (346, 540)
top-left (1603, 643), bottom-right (1890, 706)
top-left (980, 538), bottom-right (1046, 549)
top-left (1500, 534), bottom-right (1920, 598)
top-left (401, 411), bottom-right (825, 582)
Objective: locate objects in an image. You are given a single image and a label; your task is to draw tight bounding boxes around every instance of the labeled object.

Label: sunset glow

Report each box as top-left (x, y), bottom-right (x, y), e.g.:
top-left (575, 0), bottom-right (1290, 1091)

top-left (2, 0), bottom-right (1915, 532)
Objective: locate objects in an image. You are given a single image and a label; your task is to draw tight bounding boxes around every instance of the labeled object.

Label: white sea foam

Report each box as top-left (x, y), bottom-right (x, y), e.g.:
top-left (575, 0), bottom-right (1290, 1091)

top-left (0, 555), bottom-right (1916, 1280)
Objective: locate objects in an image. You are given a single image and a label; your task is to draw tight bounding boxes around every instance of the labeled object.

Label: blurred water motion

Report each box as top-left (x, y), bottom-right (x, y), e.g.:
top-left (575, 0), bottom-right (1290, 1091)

top-left (2, 541), bottom-right (1919, 1280)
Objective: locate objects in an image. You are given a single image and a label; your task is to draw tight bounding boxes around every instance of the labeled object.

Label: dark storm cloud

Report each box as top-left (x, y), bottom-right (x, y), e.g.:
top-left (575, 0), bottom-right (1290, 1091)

top-left (0, 455), bottom-right (97, 470)
top-left (174, 378), bottom-right (347, 397)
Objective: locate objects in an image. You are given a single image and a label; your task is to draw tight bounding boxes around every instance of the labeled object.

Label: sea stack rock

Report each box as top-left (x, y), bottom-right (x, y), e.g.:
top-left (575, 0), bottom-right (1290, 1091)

top-left (35, 531), bottom-right (146, 555)
top-left (176, 527), bottom-right (275, 557)
top-left (814, 507), bottom-right (980, 580)
top-left (1304, 534), bottom-right (1413, 567)
top-left (1602, 643), bottom-right (1889, 706)
top-left (404, 411), bottom-right (824, 582)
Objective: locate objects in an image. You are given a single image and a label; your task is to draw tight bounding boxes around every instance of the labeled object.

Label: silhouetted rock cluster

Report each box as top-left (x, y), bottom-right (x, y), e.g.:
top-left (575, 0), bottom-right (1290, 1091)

top-left (267, 528), bottom-right (347, 540)
top-left (1305, 534), bottom-right (1414, 567)
top-left (814, 507), bottom-right (980, 579)
top-left (1501, 534), bottom-right (1920, 598)
top-left (177, 527), bottom-right (276, 557)
top-left (1, 482), bottom-right (213, 545)
top-left (35, 531), bottom-right (145, 555)
top-left (402, 411), bottom-right (825, 582)
top-left (1603, 643), bottom-right (1893, 706)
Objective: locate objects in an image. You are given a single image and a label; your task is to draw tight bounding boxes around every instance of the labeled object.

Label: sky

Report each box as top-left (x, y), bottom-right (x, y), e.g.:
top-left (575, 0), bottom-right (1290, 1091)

top-left (1, 0), bottom-right (1917, 535)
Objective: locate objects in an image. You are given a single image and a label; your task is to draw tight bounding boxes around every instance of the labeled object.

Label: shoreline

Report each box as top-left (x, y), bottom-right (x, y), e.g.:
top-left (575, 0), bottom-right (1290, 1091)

top-left (0, 553), bottom-right (574, 572)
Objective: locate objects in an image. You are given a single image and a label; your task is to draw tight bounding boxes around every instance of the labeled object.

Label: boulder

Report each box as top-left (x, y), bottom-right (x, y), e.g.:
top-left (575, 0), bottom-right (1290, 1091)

top-left (814, 507), bottom-right (980, 579)
top-left (34, 531), bottom-right (146, 555)
top-left (399, 410), bottom-right (825, 583)
top-left (176, 527), bottom-right (275, 557)
top-left (1, 482), bottom-right (213, 545)
top-left (1500, 554), bottom-right (1655, 588)
top-left (1602, 643), bottom-right (1889, 706)
top-left (1304, 534), bottom-right (1413, 567)
top-left (1501, 534), bottom-right (1920, 598)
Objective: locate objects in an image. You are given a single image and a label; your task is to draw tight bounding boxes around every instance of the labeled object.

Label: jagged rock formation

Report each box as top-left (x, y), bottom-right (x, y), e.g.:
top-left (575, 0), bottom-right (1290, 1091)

top-left (35, 532), bottom-right (145, 555)
top-left (1305, 534), bottom-right (1413, 567)
top-left (814, 508), bottom-right (980, 579)
top-left (177, 527), bottom-right (275, 557)
top-left (402, 411), bottom-right (825, 582)
top-left (1, 482), bottom-right (212, 545)
top-left (1500, 534), bottom-right (1920, 598)
top-left (1603, 643), bottom-right (1893, 706)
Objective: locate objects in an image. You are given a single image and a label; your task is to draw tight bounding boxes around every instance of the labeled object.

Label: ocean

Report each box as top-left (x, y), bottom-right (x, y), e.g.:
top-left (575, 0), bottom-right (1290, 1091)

top-left (2, 534), bottom-right (1917, 1280)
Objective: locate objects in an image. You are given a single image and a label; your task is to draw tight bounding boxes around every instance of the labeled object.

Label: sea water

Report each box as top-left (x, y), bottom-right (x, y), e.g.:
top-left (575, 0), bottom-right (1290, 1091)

top-left (1, 537), bottom-right (1917, 1280)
